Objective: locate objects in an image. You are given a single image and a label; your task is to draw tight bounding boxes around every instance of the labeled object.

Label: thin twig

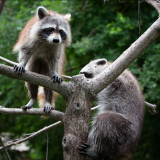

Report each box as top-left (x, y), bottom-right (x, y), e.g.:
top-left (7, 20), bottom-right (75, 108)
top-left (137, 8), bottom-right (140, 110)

top-left (0, 0), bottom-right (5, 16)
top-left (0, 137), bottom-right (12, 160)
top-left (1, 1), bottom-right (11, 11)
top-left (0, 107), bottom-right (64, 121)
top-left (91, 102), bottom-right (157, 114)
top-left (0, 56), bottom-right (17, 66)
top-left (0, 121), bottom-right (62, 151)
top-left (62, 75), bottom-right (72, 80)
top-left (145, 101), bottom-right (157, 115)
top-left (91, 105), bottom-right (100, 111)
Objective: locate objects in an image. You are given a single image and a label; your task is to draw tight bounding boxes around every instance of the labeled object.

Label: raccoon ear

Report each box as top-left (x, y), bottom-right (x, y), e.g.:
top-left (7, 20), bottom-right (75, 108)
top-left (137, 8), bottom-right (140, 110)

top-left (37, 6), bottom-right (49, 19)
top-left (96, 59), bottom-right (107, 65)
top-left (64, 13), bottom-right (71, 21)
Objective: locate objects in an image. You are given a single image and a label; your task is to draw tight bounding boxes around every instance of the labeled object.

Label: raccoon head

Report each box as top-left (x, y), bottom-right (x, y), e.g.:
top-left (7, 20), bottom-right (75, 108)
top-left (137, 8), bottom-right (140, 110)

top-left (37, 6), bottom-right (71, 46)
top-left (79, 59), bottom-right (108, 78)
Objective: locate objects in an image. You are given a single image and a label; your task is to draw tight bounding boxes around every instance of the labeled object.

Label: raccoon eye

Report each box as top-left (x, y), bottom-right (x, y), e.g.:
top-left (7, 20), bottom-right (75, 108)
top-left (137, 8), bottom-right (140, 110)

top-left (48, 27), bottom-right (54, 32)
top-left (59, 29), bottom-right (66, 41)
top-left (59, 29), bottom-right (64, 34)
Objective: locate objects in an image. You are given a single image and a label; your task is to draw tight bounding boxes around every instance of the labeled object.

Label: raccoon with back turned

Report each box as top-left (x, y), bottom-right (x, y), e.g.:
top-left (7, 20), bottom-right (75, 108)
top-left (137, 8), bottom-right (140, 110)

top-left (13, 6), bottom-right (71, 113)
top-left (78, 59), bottom-right (144, 160)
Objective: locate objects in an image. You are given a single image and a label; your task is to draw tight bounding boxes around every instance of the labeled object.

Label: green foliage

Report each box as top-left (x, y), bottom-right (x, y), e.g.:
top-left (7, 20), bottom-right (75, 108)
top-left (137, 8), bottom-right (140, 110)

top-left (0, 0), bottom-right (160, 160)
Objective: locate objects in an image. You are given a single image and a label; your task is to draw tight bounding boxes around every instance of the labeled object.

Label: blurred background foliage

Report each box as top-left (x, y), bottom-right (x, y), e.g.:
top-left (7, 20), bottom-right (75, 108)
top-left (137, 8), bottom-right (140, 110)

top-left (0, 0), bottom-right (160, 160)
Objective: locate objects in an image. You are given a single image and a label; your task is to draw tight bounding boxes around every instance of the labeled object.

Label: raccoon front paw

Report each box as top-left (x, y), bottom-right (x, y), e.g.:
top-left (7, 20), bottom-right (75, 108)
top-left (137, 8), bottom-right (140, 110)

top-left (51, 73), bottom-right (63, 84)
top-left (21, 105), bottom-right (33, 110)
top-left (14, 64), bottom-right (25, 74)
top-left (43, 103), bottom-right (54, 114)
top-left (78, 143), bottom-right (90, 155)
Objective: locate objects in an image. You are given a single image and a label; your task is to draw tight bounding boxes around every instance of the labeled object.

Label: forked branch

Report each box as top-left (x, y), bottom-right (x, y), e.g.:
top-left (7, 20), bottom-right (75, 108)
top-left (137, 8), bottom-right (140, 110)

top-left (0, 136), bottom-right (11, 160)
top-left (92, 16), bottom-right (160, 95)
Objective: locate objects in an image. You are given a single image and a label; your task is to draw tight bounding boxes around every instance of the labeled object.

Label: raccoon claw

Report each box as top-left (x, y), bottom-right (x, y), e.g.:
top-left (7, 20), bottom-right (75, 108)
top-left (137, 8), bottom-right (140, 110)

top-left (78, 143), bottom-right (90, 154)
top-left (21, 105), bottom-right (33, 110)
top-left (51, 75), bottom-right (63, 84)
top-left (43, 106), bottom-right (54, 114)
top-left (14, 65), bottom-right (25, 74)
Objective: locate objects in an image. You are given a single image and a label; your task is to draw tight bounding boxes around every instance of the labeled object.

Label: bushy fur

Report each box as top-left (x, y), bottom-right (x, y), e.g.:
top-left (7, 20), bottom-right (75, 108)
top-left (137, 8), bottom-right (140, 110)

top-left (79, 59), bottom-right (144, 160)
top-left (13, 6), bottom-right (71, 113)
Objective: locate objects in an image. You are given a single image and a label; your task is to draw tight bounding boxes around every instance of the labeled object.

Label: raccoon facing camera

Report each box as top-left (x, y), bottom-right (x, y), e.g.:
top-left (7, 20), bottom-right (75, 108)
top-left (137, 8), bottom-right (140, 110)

top-left (13, 6), bottom-right (71, 113)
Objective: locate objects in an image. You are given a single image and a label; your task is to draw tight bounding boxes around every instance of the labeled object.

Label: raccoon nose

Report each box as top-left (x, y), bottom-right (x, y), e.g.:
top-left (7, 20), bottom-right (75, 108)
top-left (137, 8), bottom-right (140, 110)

top-left (53, 38), bottom-right (59, 43)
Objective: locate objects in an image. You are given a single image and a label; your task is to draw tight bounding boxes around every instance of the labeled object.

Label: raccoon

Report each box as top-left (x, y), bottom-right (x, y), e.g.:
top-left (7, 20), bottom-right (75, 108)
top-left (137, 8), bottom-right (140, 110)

top-left (13, 6), bottom-right (71, 113)
top-left (78, 59), bottom-right (144, 160)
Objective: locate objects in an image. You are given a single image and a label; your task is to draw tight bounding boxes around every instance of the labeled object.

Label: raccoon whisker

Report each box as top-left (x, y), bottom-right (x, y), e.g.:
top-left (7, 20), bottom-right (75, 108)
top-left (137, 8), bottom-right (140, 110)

top-left (38, 35), bottom-right (47, 40)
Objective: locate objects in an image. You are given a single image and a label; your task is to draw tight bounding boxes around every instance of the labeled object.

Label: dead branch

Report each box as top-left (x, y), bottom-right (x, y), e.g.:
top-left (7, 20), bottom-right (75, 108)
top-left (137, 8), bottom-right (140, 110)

top-left (92, 102), bottom-right (157, 115)
top-left (145, 101), bottom-right (157, 115)
top-left (0, 56), bottom-right (72, 80)
top-left (0, 136), bottom-right (11, 160)
top-left (144, 0), bottom-right (160, 16)
top-left (0, 104), bottom-right (100, 121)
top-left (0, 106), bottom-right (64, 121)
top-left (0, 121), bottom-right (62, 151)
top-left (91, 105), bottom-right (100, 111)
top-left (0, 63), bottom-right (71, 99)
top-left (91, 17), bottom-right (160, 95)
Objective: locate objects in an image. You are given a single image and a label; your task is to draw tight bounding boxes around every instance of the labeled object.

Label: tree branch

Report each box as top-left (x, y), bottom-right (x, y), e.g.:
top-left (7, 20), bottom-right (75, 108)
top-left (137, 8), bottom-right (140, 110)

top-left (145, 101), bottom-right (157, 115)
top-left (0, 56), bottom-right (17, 66)
top-left (0, 104), bottom-right (101, 119)
top-left (91, 17), bottom-right (160, 95)
top-left (0, 121), bottom-right (62, 151)
top-left (91, 102), bottom-right (157, 114)
top-left (0, 137), bottom-right (12, 160)
top-left (144, 0), bottom-right (160, 16)
top-left (0, 56), bottom-right (72, 80)
top-left (0, 63), bottom-right (71, 99)
top-left (0, 106), bottom-right (64, 121)
top-left (0, 0), bottom-right (6, 16)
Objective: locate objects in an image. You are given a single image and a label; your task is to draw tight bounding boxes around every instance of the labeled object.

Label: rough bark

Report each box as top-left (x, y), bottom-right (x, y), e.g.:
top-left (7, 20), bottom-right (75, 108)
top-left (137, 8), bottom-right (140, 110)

top-left (62, 75), bottom-right (93, 160)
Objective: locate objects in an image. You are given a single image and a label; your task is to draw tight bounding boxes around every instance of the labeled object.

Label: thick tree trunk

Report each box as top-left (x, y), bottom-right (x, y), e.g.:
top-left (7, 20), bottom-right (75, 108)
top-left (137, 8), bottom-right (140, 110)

top-left (62, 75), bottom-right (93, 160)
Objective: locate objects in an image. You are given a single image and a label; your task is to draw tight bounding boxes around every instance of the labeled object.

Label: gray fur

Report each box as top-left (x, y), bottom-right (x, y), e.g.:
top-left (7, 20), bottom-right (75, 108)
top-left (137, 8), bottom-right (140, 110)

top-left (13, 6), bottom-right (71, 112)
top-left (79, 59), bottom-right (144, 160)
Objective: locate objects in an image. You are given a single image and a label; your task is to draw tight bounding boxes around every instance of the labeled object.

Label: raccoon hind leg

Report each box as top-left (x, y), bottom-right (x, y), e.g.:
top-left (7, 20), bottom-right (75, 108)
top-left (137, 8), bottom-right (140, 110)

top-left (43, 87), bottom-right (54, 113)
top-left (22, 82), bottom-right (38, 110)
top-left (38, 86), bottom-right (55, 114)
